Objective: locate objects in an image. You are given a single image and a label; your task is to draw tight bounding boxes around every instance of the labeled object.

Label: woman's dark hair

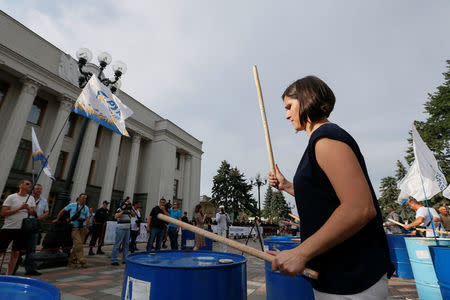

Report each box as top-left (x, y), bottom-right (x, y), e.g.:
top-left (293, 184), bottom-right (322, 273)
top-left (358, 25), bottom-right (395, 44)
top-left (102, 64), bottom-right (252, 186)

top-left (195, 204), bottom-right (202, 213)
top-left (282, 76), bottom-right (335, 127)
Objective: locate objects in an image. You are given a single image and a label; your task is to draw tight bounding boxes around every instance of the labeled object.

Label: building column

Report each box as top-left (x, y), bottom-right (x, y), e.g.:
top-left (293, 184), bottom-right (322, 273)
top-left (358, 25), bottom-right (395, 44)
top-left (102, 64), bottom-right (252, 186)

top-left (124, 134), bottom-right (141, 202)
top-left (182, 154), bottom-right (191, 214)
top-left (0, 77), bottom-right (39, 195)
top-left (98, 132), bottom-right (121, 207)
top-left (39, 95), bottom-right (73, 200)
top-left (145, 139), bottom-right (176, 216)
top-left (189, 155), bottom-right (201, 217)
top-left (70, 119), bottom-right (99, 201)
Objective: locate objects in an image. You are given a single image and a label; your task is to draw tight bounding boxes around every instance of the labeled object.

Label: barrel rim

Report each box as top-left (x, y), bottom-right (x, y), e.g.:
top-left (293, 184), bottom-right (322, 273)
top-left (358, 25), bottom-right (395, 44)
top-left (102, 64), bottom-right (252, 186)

top-left (126, 250), bottom-right (247, 269)
top-left (0, 275), bottom-right (60, 296)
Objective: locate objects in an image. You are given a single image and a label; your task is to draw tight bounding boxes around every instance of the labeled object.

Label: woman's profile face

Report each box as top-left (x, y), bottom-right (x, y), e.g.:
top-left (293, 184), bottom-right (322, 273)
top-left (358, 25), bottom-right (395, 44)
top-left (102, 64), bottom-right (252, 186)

top-left (283, 96), bottom-right (304, 131)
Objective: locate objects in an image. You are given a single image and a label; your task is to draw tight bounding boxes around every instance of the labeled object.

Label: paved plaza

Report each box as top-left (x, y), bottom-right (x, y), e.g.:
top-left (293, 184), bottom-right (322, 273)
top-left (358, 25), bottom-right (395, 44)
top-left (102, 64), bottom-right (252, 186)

top-left (2, 238), bottom-right (418, 300)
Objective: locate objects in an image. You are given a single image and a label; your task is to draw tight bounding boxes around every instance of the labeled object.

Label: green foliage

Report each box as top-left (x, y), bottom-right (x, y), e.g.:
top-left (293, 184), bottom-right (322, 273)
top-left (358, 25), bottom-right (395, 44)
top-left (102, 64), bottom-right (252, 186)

top-left (262, 186), bottom-right (292, 222)
top-left (211, 161), bottom-right (257, 221)
top-left (395, 160), bottom-right (407, 181)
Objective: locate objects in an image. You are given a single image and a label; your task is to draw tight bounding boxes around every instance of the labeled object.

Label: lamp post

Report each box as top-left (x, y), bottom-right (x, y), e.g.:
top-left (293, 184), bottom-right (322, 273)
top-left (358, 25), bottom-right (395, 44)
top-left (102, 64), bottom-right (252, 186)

top-left (51, 48), bottom-right (126, 217)
top-left (250, 174), bottom-right (267, 216)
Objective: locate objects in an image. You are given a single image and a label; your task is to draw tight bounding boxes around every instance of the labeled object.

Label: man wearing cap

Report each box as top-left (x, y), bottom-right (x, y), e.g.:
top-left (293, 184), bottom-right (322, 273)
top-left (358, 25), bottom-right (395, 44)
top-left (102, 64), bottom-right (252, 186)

top-left (89, 201), bottom-right (110, 255)
top-left (216, 205), bottom-right (231, 252)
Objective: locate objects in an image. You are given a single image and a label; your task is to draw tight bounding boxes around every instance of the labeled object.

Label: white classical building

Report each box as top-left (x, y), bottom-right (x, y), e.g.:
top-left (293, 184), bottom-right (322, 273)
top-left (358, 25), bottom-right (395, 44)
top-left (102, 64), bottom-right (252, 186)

top-left (0, 11), bottom-right (203, 216)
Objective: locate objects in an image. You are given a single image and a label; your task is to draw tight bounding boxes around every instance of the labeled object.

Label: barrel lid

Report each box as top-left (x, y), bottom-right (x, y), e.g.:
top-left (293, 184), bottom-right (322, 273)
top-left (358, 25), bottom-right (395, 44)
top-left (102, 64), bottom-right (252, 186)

top-left (0, 276), bottom-right (60, 299)
top-left (127, 251), bottom-right (247, 269)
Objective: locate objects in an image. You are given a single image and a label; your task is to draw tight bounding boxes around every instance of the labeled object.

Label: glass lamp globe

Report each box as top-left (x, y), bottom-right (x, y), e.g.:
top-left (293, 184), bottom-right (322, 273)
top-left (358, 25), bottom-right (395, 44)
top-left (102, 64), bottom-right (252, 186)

top-left (76, 48), bottom-right (93, 62)
top-left (97, 52), bottom-right (112, 65)
top-left (112, 61), bottom-right (127, 75)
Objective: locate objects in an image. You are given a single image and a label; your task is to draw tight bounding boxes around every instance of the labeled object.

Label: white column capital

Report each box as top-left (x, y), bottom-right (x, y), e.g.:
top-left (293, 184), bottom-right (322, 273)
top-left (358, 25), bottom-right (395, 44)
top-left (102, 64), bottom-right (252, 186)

top-left (57, 94), bottom-right (74, 112)
top-left (19, 77), bottom-right (40, 97)
top-left (131, 134), bottom-right (142, 144)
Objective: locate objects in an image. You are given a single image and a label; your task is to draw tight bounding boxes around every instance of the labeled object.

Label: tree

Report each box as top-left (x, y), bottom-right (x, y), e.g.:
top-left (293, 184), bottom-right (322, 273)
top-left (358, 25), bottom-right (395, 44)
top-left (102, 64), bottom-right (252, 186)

top-left (262, 186), bottom-right (273, 220)
top-left (395, 160), bottom-right (407, 181)
top-left (211, 161), bottom-right (257, 221)
top-left (378, 176), bottom-right (399, 218)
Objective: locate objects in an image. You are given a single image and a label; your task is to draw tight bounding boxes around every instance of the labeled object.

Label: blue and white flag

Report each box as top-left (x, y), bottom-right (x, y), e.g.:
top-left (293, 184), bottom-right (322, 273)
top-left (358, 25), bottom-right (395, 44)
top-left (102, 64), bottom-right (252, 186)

top-left (31, 127), bottom-right (56, 182)
top-left (397, 125), bottom-right (447, 202)
top-left (73, 76), bottom-right (133, 136)
top-left (443, 185), bottom-right (450, 200)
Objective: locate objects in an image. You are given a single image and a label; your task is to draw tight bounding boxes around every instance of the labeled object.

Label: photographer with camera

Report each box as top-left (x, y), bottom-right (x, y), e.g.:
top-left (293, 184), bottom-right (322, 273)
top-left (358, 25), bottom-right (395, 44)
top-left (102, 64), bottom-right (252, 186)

top-left (53, 193), bottom-right (90, 268)
top-left (111, 197), bottom-right (135, 265)
top-left (215, 205), bottom-right (231, 252)
top-left (129, 202), bottom-right (142, 253)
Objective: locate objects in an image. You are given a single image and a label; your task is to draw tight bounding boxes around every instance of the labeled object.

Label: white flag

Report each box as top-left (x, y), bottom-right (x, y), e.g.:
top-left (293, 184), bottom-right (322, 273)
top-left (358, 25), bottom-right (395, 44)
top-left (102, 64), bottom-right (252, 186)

top-left (31, 127), bottom-right (55, 182)
top-left (73, 76), bottom-right (133, 136)
top-left (443, 185), bottom-right (450, 200)
top-left (399, 125), bottom-right (448, 201)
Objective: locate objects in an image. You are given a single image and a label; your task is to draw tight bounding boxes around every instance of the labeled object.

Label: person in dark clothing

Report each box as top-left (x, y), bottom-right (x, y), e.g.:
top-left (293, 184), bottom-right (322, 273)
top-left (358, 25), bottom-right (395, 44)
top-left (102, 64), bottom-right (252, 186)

top-left (181, 211), bottom-right (189, 223)
top-left (268, 76), bottom-right (393, 299)
top-left (89, 201), bottom-right (109, 255)
top-left (146, 198), bottom-right (169, 251)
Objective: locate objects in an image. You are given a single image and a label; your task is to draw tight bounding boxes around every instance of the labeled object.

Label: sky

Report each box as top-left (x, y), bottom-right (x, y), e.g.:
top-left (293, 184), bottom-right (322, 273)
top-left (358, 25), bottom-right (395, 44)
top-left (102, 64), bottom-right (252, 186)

top-left (1, 1), bottom-right (449, 211)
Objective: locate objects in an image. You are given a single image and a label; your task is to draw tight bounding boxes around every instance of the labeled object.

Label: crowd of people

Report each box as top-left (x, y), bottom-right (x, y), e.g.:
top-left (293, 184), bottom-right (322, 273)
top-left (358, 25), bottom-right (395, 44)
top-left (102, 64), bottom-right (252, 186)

top-left (0, 180), bottom-right (235, 276)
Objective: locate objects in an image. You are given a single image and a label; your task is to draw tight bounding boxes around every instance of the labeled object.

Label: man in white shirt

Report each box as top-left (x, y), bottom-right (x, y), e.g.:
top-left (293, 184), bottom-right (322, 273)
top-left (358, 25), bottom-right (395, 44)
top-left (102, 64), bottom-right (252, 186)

top-left (405, 198), bottom-right (442, 237)
top-left (0, 179), bottom-right (36, 275)
top-left (215, 205), bottom-right (231, 252)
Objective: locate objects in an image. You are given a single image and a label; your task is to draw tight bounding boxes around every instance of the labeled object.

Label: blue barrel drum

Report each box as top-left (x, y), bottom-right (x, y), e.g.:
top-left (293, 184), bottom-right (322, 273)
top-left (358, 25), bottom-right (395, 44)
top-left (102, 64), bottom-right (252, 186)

top-left (264, 236), bottom-right (314, 300)
top-left (385, 234), bottom-right (414, 279)
top-left (429, 245), bottom-right (450, 300)
top-left (0, 275), bottom-right (60, 300)
top-left (181, 230), bottom-right (213, 250)
top-left (122, 251), bottom-right (247, 300)
top-left (404, 237), bottom-right (450, 300)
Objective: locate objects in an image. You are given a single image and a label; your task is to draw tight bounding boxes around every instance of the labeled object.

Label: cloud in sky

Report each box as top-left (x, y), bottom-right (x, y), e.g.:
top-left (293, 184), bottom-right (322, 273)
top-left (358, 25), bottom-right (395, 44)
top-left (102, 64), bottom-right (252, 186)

top-left (1, 0), bottom-right (449, 210)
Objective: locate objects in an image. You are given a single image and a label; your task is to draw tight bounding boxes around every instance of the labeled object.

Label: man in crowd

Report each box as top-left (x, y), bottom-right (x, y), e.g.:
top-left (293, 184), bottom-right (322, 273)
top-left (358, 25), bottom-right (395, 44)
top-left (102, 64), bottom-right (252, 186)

top-left (383, 205), bottom-right (403, 234)
top-left (111, 199), bottom-right (134, 265)
top-left (438, 206), bottom-right (450, 231)
top-left (89, 201), bottom-right (109, 255)
top-left (146, 198), bottom-right (169, 251)
top-left (0, 179), bottom-right (36, 275)
top-left (53, 193), bottom-right (90, 268)
top-left (129, 202), bottom-right (142, 253)
top-left (215, 205), bottom-right (231, 252)
top-left (23, 184), bottom-right (48, 276)
top-left (168, 201), bottom-right (182, 249)
top-left (181, 211), bottom-right (189, 223)
top-left (405, 198), bottom-right (442, 237)
top-left (84, 207), bottom-right (95, 244)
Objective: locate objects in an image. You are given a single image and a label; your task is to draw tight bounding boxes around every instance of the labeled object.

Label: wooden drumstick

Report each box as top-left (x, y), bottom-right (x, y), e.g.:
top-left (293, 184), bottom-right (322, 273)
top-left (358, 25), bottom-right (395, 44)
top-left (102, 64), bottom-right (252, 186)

top-left (387, 218), bottom-right (450, 235)
top-left (281, 220), bottom-right (299, 227)
top-left (253, 65), bottom-right (276, 176)
top-left (157, 213), bottom-right (319, 280)
top-left (289, 213), bottom-right (300, 222)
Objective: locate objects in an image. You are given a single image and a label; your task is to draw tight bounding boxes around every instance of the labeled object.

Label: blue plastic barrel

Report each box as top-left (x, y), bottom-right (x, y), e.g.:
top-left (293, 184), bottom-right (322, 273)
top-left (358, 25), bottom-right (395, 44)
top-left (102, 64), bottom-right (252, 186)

top-left (386, 234), bottom-right (414, 279)
top-left (429, 246), bottom-right (450, 300)
top-left (264, 236), bottom-right (301, 251)
top-left (264, 237), bottom-right (314, 300)
top-left (181, 230), bottom-right (213, 250)
top-left (404, 237), bottom-right (450, 300)
top-left (122, 251), bottom-right (247, 300)
top-left (0, 275), bottom-right (60, 300)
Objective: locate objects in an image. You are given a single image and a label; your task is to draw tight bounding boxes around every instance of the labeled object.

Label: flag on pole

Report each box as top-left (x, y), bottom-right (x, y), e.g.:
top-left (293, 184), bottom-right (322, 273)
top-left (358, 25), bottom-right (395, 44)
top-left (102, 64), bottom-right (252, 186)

top-left (73, 76), bottom-right (133, 136)
top-left (397, 125), bottom-right (447, 201)
top-left (31, 127), bottom-right (56, 182)
top-left (443, 185), bottom-right (450, 200)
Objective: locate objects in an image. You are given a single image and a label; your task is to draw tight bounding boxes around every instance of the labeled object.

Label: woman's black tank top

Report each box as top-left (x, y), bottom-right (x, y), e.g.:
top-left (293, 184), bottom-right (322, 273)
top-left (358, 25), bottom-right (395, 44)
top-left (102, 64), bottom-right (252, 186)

top-left (294, 123), bottom-right (394, 294)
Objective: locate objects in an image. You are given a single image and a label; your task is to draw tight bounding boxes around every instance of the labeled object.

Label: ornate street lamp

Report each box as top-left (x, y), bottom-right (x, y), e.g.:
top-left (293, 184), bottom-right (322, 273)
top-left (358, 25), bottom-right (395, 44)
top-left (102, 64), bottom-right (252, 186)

top-left (51, 48), bottom-right (127, 216)
top-left (250, 174), bottom-right (267, 215)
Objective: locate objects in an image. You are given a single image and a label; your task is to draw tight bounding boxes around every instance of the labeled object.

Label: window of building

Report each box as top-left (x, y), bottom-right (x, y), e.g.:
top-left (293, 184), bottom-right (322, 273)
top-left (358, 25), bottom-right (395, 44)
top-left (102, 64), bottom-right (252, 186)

top-left (27, 97), bottom-right (47, 125)
top-left (12, 139), bottom-right (32, 171)
top-left (95, 126), bottom-right (103, 147)
top-left (54, 151), bottom-right (68, 179)
top-left (64, 113), bottom-right (77, 137)
top-left (173, 179), bottom-right (179, 199)
top-left (87, 160), bottom-right (96, 185)
top-left (175, 152), bottom-right (180, 169)
top-left (0, 80), bottom-right (9, 109)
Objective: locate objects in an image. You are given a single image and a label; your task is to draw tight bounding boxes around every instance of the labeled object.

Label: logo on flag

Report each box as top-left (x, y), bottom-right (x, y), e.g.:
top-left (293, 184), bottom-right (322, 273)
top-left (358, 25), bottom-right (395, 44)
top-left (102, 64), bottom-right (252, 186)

top-left (73, 76), bottom-right (133, 136)
top-left (31, 128), bottom-right (55, 182)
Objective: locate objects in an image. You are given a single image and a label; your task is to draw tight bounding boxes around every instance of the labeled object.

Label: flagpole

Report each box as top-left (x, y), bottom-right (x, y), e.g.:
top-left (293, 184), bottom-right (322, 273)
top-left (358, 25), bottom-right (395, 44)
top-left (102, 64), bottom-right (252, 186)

top-left (418, 172), bottom-right (439, 245)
